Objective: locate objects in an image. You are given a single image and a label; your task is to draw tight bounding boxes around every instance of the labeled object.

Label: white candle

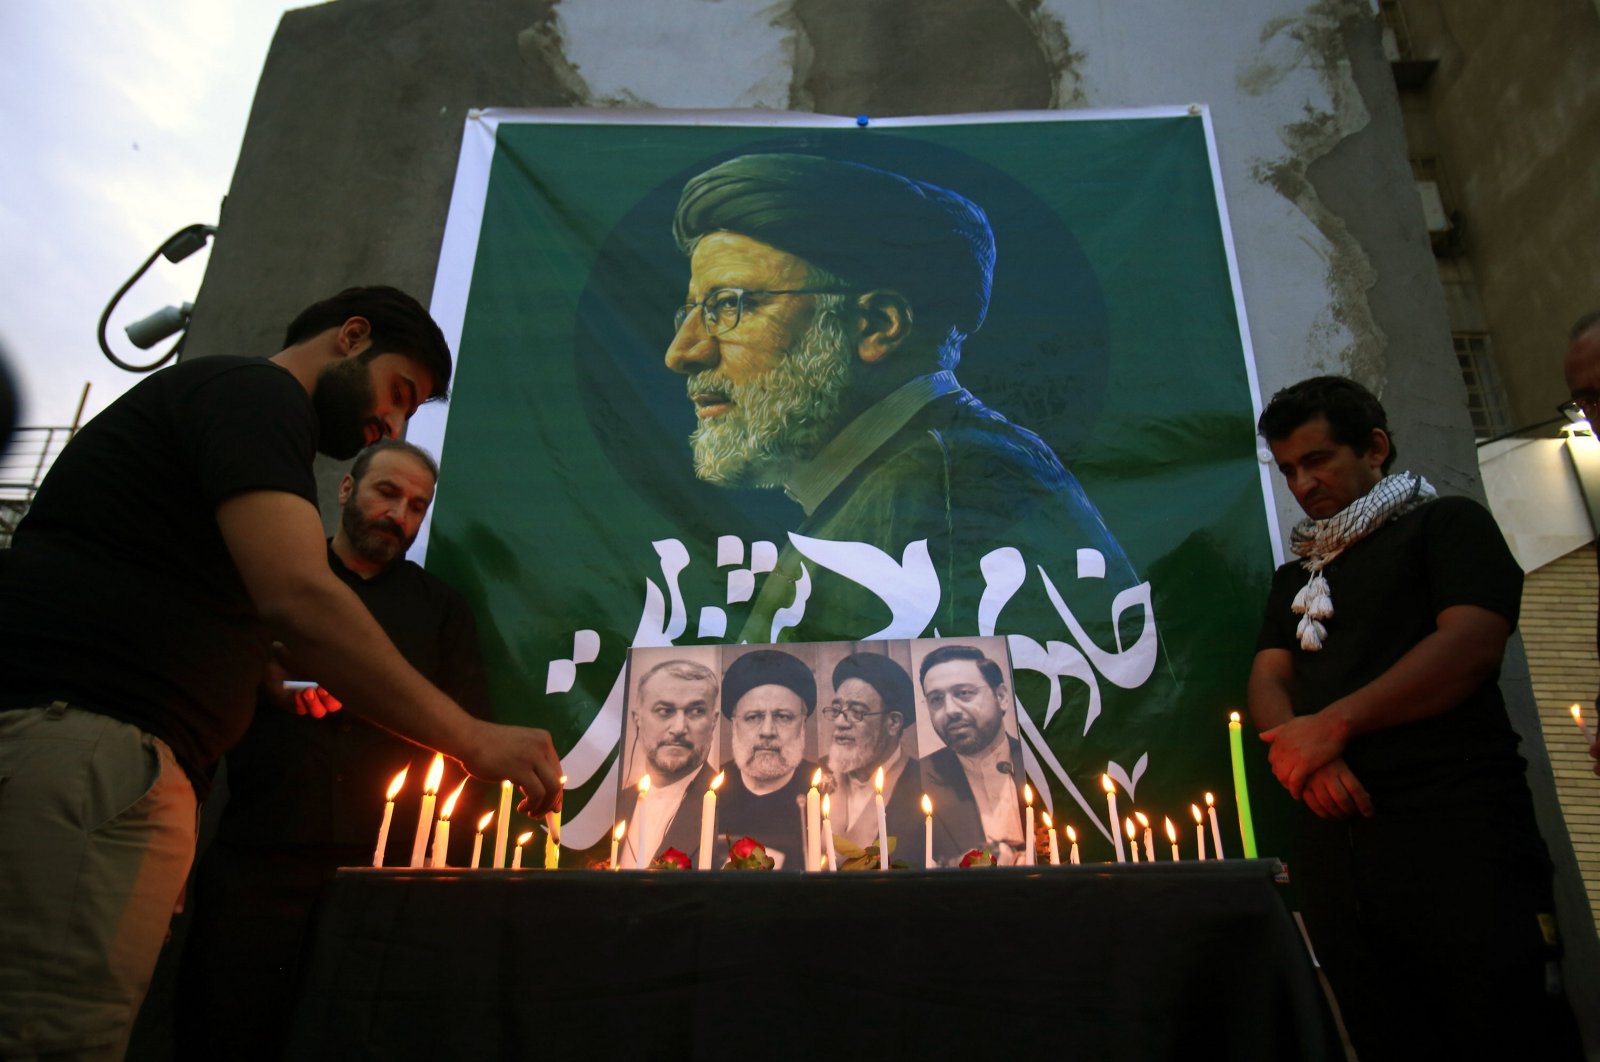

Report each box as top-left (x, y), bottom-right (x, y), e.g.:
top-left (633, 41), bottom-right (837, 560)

top-left (430, 779), bottom-right (466, 868)
top-left (874, 765), bottom-right (889, 871)
top-left (472, 811), bottom-right (494, 869)
top-left (1205, 791), bottom-right (1224, 860)
top-left (610, 820), bottom-right (626, 871)
top-left (1135, 811), bottom-right (1153, 863)
top-left (1067, 825), bottom-right (1080, 865)
top-left (633, 774), bottom-right (652, 870)
top-left (1126, 818), bottom-right (1140, 862)
top-left (513, 830), bottom-right (533, 869)
top-left (372, 767), bottom-right (407, 868)
top-left (1573, 704), bottom-right (1596, 746)
top-left (1103, 774), bottom-right (1125, 862)
top-left (1043, 811), bottom-right (1059, 866)
top-left (1191, 804), bottom-right (1206, 861)
top-left (1023, 784), bottom-right (1036, 866)
top-left (1165, 817), bottom-right (1179, 861)
top-left (544, 774), bottom-right (566, 870)
top-left (493, 780), bottom-right (512, 869)
top-left (921, 794), bottom-right (934, 869)
top-left (806, 768), bottom-right (823, 874)
top-left (823, 793), bottom-right (839, 872)
top-left (698, 771), bottom-right (725, 870)
top-left (409, 753), bottom-right (445, 868)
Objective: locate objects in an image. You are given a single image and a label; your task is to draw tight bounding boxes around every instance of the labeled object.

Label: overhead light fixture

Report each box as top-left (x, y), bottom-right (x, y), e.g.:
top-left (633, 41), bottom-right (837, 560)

top-left (98, 223), bottom-right (217, 373)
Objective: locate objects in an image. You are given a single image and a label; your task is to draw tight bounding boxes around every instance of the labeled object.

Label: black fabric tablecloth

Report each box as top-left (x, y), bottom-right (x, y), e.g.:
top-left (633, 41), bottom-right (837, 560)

top-left (288, 861), bottom-right (1336, 1061)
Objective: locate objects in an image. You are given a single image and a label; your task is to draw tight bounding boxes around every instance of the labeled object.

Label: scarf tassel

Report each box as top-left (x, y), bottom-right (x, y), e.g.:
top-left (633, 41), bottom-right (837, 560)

top-left (1297, 614), bottom-right (1326, 651)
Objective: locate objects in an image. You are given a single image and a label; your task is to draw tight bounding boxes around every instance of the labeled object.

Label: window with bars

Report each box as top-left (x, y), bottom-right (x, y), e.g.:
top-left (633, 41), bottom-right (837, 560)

top-left (1453, 332), bottom-right (1511, 439)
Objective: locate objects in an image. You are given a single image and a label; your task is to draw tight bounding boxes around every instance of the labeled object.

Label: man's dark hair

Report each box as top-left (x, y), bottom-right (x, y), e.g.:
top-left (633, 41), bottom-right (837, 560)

top-left (282, 286), bottom-right (452, 400)
top-left (918, 644), bottom-right (1004, 690)
top-left (349, 439), bottom-right (440, 487)
top-left (1257, 375), bottom-right (1397, 473)
top-left (832, 652), bottom-right (915, 728)
top-left (1570, 310), bottom-right (1600, 343)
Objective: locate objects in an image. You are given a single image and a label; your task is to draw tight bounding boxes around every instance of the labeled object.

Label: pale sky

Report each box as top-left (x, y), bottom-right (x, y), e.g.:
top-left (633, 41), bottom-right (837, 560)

top-left (0, 1), bottom-right (313, 430)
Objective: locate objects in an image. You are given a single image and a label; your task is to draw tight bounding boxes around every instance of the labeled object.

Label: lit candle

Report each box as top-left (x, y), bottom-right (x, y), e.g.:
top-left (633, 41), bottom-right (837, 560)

top-left (1573, 704), bottom-right (1596, 746)
top-left (1101, 773), bottom-right (1125, 863)
top-left (1125, 818), bottom-right (1140, 862)
top-left (1066, 824), bottom-right (1080, 865)
top-left (472, 811), bottom-right (494, 869)
top-left (806, 768), bottom-right (823, 874)
top-left (874, 765), bottom-right (889, 871)
top-left (1023, 783), bottom-right (1036, 866)
top-left (1135, 811), bottom-right (1153, 863)
top-left (921, 793), bottom-right (934, 869)
top-left (409, 753), bottom-right (444, 868)
top-left (512, 830), bottom-right (533, 869)
top-left (1165, 816), bottom-right (1178, 861)
top-left (1191, 804), bottom-right (1206, 861)
top-left (544, 774), bottom-right (567, 870)
top-left (372, 767), bottom-right (407, 868)
top-left (493, 779), bottom-right (512, 869)
top-left (610, 820), bottom-right (626, 871)
top-left (633, 773), bottom-right (652, 870)
top-left (1205, 792), bottom-right (1224, 860)
top-left (430, 779), bottom-right (466, 868)
top-left (1043, 810), bottom-right (1059, 866)
top-left (822, 792), bottom-right (839, 871)
top-left (1228, 712), bottom-right (1259, 857)
top-left (698, 771), bottom-right (725, 870)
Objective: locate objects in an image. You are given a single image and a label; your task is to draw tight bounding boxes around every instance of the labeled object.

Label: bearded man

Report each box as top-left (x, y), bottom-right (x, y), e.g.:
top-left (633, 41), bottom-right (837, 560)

top-left (616, 659), bottom-right (720, 868)
top-left (664, 153), bottom-right (1138, 644)
top-left (714, 648), bottom-right (820, 869)
top-left (175, 439), bottom-right (492, 1059)
top-left (821, 651), bottom-right (924, 867)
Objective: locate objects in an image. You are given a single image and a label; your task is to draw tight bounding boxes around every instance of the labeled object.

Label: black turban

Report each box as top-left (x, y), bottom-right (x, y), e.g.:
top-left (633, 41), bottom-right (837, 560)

top-left (831, 652), bottom-right (915, 726)
top-left (721, 649), bottom-right (818, 718)
top-left (672, 153), bottom-right (995, 337)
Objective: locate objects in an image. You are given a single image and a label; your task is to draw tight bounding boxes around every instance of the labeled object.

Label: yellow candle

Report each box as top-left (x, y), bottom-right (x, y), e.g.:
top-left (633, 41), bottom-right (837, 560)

top-left (874, 766), bottom-right (889, 871)
top-left (372, 767), bottom-right (407, 868)
top-left (1191, 804), bottom-right (1206, 861)
top-left (544, 774), bottom-right (566, 870)
top-left (1228, 712), bottom-right (1259, 857)
top-left (1023, 783), bottom-right (1036, 866)
top-left (1205, 791), bottom-right (1224, 860)
top-left (472, 811), bottom-right (494, 869)
top-left (1067, 824), bottom-right (1080, 865)
top-left (610, 820), bottom-right (626, 871)
top-left (823, 792), bottom-right (839, 871)
top-left (1103, 774), bottom-right (1125, 862)
top-left (512, 830), bottom-right (533, 870)
top-left (633, 773), bottom-right (652, 870)
top-left (1165, 816), bottom-right (1178, 861)
top-left (493, 779), bottom-right (512, 869)
top-left (1043, 810), bottom-right (1059, 866)
top-left (698, 771), bottom-right (724, 870)
top-left (1573, 703), bottom-right (1595, 746)
top-left (806, 768), bottom-right (823, 874)
top-left (409, 753), bottom-right (444, 868)
top-left (921, 793), bottom-right (934, 869)
top-left (430, 779), bottom-right (466, 868)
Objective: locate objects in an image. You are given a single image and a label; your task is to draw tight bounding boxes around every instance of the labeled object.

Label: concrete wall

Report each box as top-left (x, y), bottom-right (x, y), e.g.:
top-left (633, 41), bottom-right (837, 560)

top-left (182, 0), bottom-right (1598, 1042)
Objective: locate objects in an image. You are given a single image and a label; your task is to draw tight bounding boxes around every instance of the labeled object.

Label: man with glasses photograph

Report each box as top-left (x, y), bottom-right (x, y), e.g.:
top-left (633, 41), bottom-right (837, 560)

top-left (819, 650), bottom-right (925, 868)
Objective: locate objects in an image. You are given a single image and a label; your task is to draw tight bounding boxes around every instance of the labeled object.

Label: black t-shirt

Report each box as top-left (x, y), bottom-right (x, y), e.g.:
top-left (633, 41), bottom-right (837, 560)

top-left (217, 547), bottom-right (492, 849)
top-left (1255, 496), bottom-right (1527, 796)
top-left (0, 357), bottom-right (318, 789)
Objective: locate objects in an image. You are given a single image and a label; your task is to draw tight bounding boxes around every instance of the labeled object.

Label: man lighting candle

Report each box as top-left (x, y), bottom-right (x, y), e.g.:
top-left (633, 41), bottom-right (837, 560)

top-left (1249, 376), bottom-right (1579, 1056)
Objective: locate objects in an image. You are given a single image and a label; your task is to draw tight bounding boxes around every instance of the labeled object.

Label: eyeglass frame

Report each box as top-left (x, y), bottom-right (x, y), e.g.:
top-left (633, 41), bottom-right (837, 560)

top-left (820, 701), bottom-right (887, 725)
top-left (672, 287), bottom-right (857, 337)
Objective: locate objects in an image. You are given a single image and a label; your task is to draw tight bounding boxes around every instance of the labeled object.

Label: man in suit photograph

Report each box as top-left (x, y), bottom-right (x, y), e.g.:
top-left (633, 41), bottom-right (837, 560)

top-left (618, 658), bottom-right (720, 867)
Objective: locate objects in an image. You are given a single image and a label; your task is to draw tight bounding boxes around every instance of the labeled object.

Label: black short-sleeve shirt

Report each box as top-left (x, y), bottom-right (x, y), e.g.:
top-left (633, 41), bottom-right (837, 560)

top-left (0, 357), bottom-right (318, 788)
top-left (1256, 496), bottom-right (1526, 791)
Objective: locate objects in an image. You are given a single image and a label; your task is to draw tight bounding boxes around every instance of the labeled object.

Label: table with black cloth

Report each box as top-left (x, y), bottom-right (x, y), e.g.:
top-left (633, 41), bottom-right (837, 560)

top-left (288, 860), bottom-right (1337, 1061)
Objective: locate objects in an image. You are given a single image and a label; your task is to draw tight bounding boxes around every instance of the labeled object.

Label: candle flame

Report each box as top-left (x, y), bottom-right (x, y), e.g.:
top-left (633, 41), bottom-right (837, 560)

top-left (1066, 825), bottom-right (1077, 843)
top-left (873, 765), bottom-right (885, 793)
top-left (921, 793), bottom-right (932, 816)
top-left (710, 770), bottom-right (725, 791)
top-left (385, 767), bottom-right (408, 801)
top-left (613, 819), bottom-right (627, 842)
top-left (501, 779), bottom-right (512, 792)
top-left (1023, 782), bottom-right (1034, 806)
top-left (476, 810), bottom-right (495, 833)
top-left (811, 767), bottom-right (823, 787)
top-left (439, 779), bottom-right (467, 820)
top-left (1125, 817), bottom-right (1137, 840)
top-left (1573, 704), bottom-right (1585, 725)
top-left (1191, 803), bottom-right (1203, 823)
top-left (638, 773), bottom-right (651, 796)
top-left (1101, 773), bottom-right (1115, 794)
top-left (1041, 810), bottom-right (1053, 829)
top-left (516, 831), bottom-right (534, 847)
top-left (1229, 711), bottom-right (1241, 723)
top-left (423, 753), bottom-right (445, 794)
top-left (1134, 810), bottom-right (1149, 828)
top-left (1164, 817), bottom-right (1177, 843)
top-left (822, 792), bottom-right (831, 818)
top-left (1205, 791), bottom-right (1215, 807)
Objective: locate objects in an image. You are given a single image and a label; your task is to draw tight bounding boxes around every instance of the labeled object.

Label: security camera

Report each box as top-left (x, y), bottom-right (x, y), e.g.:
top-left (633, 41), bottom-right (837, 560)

top-left (125, 302), bottom-right (194, 350)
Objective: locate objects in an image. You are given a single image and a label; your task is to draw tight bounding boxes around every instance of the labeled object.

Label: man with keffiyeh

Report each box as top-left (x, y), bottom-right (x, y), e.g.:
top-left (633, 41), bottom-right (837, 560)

top-left (1248, 376), bottom-right (1579, 1060)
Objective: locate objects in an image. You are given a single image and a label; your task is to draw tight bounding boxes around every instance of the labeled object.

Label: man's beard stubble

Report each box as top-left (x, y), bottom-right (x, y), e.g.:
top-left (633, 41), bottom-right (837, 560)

top-left (828, 728), bottom-right (887, 776)
top-left (341, 500), bottom-right (415, 568)
top-left (687, 304), bottom-right (854, 488)
top-left (735, 733), bottom-right (800, 786)
top-left (313, 355), bottom-right (378, 460)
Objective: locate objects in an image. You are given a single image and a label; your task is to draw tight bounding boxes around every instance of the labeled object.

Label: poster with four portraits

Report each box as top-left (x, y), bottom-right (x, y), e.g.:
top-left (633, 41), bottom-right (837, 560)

top-left (618, 636), bottom-right (1024, 870)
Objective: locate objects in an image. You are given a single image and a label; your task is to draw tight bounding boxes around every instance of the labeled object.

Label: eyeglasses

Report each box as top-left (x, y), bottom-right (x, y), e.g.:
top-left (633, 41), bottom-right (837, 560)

top-left (821, 702), bottom-right (885, 724)
top-left (673, 287), bottom-right (855, 337)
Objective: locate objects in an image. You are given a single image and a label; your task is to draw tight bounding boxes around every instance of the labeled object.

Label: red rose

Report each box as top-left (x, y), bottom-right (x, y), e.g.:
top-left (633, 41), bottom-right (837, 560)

top-left (959, 848), bottom-right (997, 868)
top-left (729, 836), bottom-right (760, 861)
top-left (723, 835), bottom-right (776, 870)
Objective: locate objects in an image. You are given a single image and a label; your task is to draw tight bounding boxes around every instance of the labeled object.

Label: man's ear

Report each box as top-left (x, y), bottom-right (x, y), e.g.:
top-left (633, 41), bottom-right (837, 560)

top-left (336, 474), bottom-right (355, 506)
top-left (335, 316), bottom-right (373, 358)
top-left (886, 712), bottom-right (906, 739)
top-left (853, 290), bottom-right (913, 365)
top-left (1365, 428), bottom-right (1392, 471)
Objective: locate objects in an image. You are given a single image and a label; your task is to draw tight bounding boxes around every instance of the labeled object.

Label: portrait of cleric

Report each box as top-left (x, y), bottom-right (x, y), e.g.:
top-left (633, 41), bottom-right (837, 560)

top-left (910, 638), bottom-right (1027, 865)
top-left (659, 150), bottom-right (1142, 645)
top-left (617, 647), bottom-right (722, 868)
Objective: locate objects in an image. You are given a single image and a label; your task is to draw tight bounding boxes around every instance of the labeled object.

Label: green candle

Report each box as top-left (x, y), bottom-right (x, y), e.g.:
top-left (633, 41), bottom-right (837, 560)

top-left (1227, 712), bottom-right (1258, 858)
